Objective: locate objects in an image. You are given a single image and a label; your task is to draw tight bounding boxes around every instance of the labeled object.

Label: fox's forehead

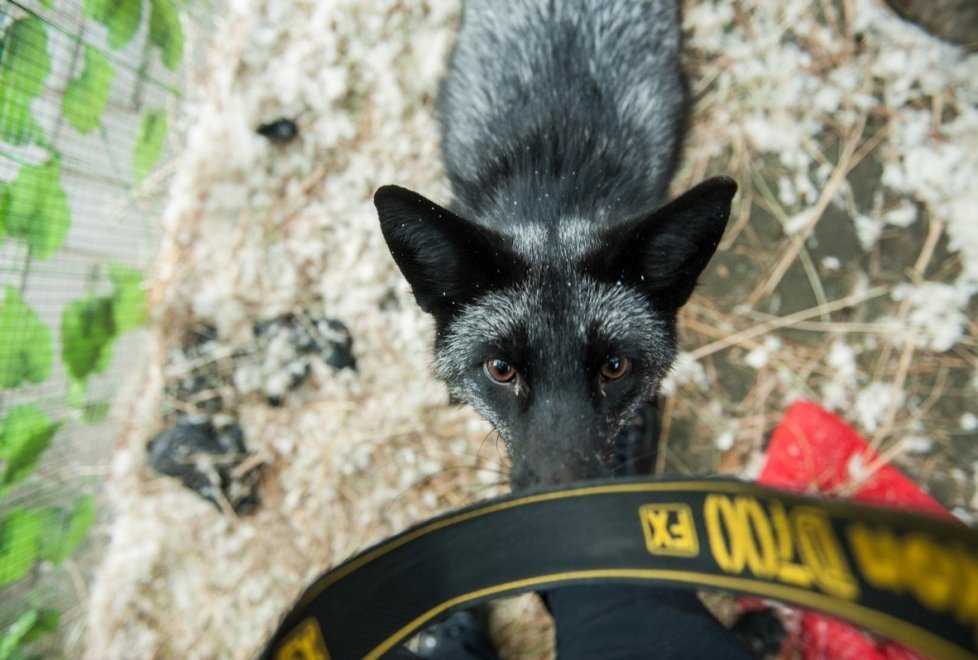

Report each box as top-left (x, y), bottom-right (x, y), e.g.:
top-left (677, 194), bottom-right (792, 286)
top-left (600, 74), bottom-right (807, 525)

top-left (510, 219), bottom-right (602, 263)
top-left (521, 273), bottom-right (667, 355)
top-left (435, 272), bottom-right (673, 380)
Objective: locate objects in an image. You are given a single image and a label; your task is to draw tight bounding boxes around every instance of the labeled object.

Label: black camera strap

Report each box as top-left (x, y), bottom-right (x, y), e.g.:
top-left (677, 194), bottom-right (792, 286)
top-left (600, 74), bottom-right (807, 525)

top-left (261, 476), bottom-right (978, 660)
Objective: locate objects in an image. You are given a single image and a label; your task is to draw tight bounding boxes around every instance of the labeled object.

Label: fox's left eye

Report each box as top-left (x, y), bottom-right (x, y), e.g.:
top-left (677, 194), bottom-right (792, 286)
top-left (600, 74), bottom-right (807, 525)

top-left (600, 355), bottom-right (630, 380)
top-left (485, 358), bottom-right (517, 383)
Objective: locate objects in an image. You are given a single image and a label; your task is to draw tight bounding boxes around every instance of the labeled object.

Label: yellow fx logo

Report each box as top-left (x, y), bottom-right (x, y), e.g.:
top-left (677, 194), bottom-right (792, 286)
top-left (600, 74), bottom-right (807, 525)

top-left (639, 503), bottom-right (700, 557)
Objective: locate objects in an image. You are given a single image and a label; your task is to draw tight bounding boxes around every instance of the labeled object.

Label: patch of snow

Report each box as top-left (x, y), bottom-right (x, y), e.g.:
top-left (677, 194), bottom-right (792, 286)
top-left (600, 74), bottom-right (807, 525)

top-left (853, 212), bottom-right (883, 251)
top-left (662, 351), bottom-right (708, 395)
top-left (961, 413), bottom-right (978, 432)
top-left (854, 382), bottom-right (904, 433)
top-left (820, 339), bottom-right (858, 410)
top-left (744, 336), bottom-right (781, 370)
top-left (846, 452), bottom-right (869, 483)
top-left (783, 210), bottom-right (812, 236)
top-left (900, 436), bottom-right (932, 455)
top-left (890, 282), bottom-right (970, 352)
top-left (820, 256), bottom-right (841, 272)
top-left (715, 430), bottom-right (735, 452)
top-left (883, 201), bottom-right (917, 228)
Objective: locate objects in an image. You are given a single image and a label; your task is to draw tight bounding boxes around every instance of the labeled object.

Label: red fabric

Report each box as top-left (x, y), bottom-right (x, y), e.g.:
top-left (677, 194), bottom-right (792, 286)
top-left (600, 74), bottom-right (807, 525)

top-left (759, 399), bottom-right (952, 519)
top-left (752, 399), bottom-right (953, 660)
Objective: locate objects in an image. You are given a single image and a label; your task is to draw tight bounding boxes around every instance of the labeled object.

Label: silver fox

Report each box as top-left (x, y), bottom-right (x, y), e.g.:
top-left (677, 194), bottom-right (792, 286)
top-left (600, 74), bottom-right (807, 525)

top-left (374, 0), bottom-right (736, 489)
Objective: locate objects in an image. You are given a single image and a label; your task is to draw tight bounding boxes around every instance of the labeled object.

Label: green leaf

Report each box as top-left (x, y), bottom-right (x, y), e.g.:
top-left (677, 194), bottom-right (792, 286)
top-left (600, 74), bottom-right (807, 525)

top-left (0, 510), bottom-right (42, 587)
top-left (107, 0), bottom-right (143, 50)
top-left (38, 496), bottom-right (95, 566)
top-left (0, 18), bottom-right (50, 145)
top-left (4, 158), bottom-right (71, 260)
top-left (132, 110), bottom-right (167, 185)
top-left (17, 609), bottom-right (59, 645)
top-left (0, 20), bottom-right (48, 100)
top-left (83, 0), bottom-right (109, 20)
top-left (63, 496), bottom-right (95, 559)
top-left (0, 288), bottom-right (53, 388)
top-left (60, 296), bottom-right (116, 381)
top-left (109, 263), bottom-right (146, 332)
top-left (86, 0), bottom-right (143, 50)
top-left (149, 0), bottom-right (183, 70)
top-left (0, 608), bottom-right (59, 657)
top-left (62, 46), bottom-right (115, 135)
top-left (0, 610), bottom-right (36, 659)
top-left (0, 642), bottom-right (26, 660)
top-left (0, 101), bottom-right (45, 148)
top-left (0, 406), bottom-right (59, 491)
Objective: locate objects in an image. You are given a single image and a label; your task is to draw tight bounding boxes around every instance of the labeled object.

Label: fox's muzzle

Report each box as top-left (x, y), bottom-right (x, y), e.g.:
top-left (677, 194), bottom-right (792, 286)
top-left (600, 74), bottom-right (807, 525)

top-left (509, 418), bottom-right (614, 490)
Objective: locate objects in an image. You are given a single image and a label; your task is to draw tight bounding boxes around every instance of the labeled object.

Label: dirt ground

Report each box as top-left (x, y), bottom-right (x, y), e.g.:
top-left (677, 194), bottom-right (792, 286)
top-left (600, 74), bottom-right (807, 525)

top-left (84, 1), bottom-right (977, 657)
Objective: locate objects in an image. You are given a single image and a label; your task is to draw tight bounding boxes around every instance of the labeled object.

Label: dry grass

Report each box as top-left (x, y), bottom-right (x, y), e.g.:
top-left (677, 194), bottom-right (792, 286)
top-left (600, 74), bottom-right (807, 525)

top-left (671, 0), bottom-right (977, 511)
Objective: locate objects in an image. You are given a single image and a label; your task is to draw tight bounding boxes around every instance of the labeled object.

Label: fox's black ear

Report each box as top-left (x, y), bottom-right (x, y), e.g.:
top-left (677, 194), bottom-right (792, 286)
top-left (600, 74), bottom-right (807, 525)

top-left (374, 185), bottom-right (519, 318)
top-left (596, 176), bottom-right (737, 310)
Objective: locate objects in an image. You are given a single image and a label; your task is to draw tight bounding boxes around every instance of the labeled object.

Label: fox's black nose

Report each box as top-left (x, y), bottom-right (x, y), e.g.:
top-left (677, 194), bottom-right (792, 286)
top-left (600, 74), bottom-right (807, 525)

top-left (510, 449), bottom-right (612, 490)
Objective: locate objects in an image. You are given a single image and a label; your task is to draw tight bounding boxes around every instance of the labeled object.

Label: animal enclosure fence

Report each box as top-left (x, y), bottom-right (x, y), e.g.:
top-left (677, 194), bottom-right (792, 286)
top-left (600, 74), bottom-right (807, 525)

top-left (0, 0), bottom-right (183, 652)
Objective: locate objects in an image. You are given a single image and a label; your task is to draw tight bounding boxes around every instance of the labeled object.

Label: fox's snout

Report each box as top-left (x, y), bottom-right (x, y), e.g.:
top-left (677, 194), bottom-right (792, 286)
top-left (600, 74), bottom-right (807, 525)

top-left (505, 411), bottom-right (616, 489)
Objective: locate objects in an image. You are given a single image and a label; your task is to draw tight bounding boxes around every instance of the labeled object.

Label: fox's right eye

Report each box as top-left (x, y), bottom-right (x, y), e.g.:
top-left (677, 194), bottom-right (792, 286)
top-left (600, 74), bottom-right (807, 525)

top-left (485, 358), bottom-right (517, 384)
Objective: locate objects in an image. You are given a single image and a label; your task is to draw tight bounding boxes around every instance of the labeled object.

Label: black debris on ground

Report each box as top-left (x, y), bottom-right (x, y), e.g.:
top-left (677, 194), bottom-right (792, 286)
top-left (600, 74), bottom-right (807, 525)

top-left (165, 324), bottom-right (229, 416)
top-left (253, 312), bottom-right (357, 405)
top-left (146, 417), bottom-right (263, 514)
top-left (164, 310), bottom-right (357, 412)
top-left (256, 118), bottom-right (299, 144)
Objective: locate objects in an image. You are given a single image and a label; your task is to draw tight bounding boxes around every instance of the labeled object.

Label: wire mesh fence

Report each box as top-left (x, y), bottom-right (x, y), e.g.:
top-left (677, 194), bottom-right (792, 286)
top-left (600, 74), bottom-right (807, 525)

top-left (0, 0), bottom-right (183, 652)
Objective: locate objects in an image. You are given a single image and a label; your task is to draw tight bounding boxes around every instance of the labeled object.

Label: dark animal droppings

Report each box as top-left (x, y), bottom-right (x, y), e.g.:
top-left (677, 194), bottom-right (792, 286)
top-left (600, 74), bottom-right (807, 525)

top-left (165, 325), bottom-right (227, 416)
top-left (146, 418), bottom-right (262, 514)
top-left (253, 313), bottom-right (357, 376)
top-left (322, 319), bottom-right (357, 371)
top-left (256, 118), bottom-right (299, 144)
top-left (165, 310), bottom-right (355, 412)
